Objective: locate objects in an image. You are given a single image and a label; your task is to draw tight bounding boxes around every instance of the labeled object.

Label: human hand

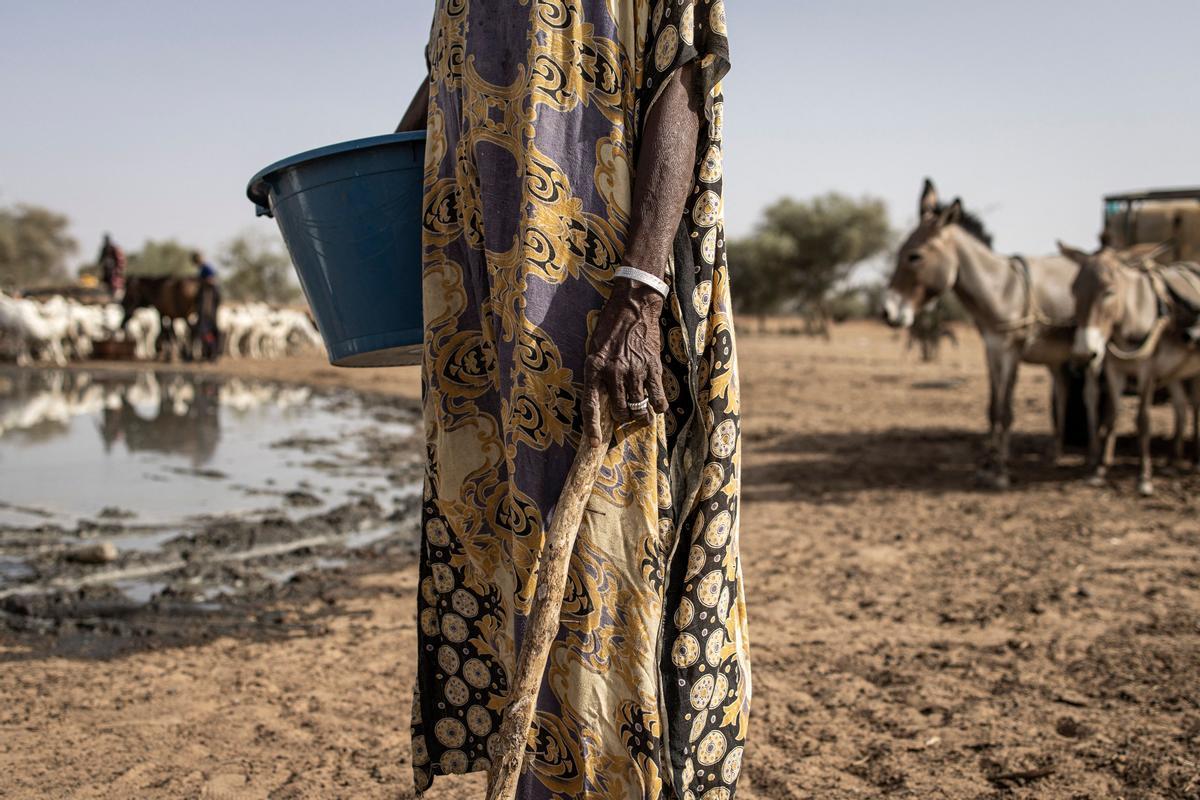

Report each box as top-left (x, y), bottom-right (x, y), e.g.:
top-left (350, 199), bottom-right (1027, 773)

top-left (583, 279), bottom-right (669, 447)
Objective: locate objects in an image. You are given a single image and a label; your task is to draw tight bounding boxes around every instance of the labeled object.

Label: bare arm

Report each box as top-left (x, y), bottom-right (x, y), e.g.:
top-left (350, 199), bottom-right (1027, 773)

top-left (583, 65), bottom-right (704, 445)
top-left (396, 77), bottom-right (430, 133)
top-left (623, 64), bottom-right (703, 280)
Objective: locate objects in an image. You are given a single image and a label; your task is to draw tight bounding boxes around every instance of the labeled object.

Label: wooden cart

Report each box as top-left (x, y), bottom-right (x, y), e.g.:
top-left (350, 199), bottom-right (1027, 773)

top-left (1104, 187), bottom-right (1200, 260)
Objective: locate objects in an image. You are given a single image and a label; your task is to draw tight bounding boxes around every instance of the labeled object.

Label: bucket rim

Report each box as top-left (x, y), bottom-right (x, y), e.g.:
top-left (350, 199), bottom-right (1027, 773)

top-left (246, 130), bottom-right (427, 209)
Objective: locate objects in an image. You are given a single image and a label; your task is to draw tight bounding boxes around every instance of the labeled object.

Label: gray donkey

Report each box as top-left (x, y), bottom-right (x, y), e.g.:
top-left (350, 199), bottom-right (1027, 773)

top-left (884, 180), bottom-right (1080, 487)
top-left (1059, 244), bottom-right (1200, 496)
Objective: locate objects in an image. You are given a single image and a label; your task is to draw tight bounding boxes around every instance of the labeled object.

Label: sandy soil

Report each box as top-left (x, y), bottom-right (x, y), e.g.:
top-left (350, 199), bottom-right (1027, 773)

top-left (1, 322), bottom-right (1198, 799)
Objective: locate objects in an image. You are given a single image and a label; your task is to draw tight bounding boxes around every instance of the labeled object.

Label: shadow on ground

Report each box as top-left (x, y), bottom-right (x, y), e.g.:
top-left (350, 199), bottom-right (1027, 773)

top-left (743, 426), bottom-right (1200, 503)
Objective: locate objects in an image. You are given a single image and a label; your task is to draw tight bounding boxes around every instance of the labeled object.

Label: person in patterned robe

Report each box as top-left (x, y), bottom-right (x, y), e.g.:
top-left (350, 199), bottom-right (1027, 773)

top-left (396, 2), bottom-right (748, 797)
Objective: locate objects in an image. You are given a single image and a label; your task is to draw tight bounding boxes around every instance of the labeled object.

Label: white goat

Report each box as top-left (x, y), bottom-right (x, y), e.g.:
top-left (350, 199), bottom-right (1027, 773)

top-left (0, 293), bottom-right (321, 364)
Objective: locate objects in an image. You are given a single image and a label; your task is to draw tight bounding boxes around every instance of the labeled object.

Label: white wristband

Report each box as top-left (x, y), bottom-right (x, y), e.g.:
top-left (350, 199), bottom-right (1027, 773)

top-left (614, 266), bottom-right (669, 297)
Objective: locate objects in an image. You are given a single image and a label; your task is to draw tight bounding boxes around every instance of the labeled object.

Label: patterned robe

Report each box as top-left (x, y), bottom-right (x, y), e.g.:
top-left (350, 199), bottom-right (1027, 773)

top-left (413, 2), bottom-right (747, 798)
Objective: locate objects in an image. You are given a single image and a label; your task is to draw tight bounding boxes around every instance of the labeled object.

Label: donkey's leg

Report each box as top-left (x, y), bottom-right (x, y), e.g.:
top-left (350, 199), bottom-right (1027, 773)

top-left (1168, 381), bottom-right (1188, 465)
top-left (1050, 365), bottom-right (1069, 464)
top-left (1083, 365), bottom-right (1104, 480)
top-left (1099, 365), bottom-right (1122, 479)
top-left (982, 336), bottom-right (1007, 479)
top-left (1135, 371), bottom-right (1156, 497)
top-left (996, 352), bottom-right (1021, 487)
top-left (982, 337), bottom-right (1019, 488)
top-left (1190, 378), bottom-right (1200, 470)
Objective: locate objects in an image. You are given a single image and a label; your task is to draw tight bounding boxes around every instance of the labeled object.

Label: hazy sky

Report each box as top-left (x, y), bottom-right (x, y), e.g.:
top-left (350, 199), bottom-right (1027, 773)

top-left (2, 1), bottom-right (1198, 272)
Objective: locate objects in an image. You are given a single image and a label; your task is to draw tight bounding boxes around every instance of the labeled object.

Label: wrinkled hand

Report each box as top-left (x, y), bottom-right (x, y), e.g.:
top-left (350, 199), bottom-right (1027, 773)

top-left (583, 279), bottom-right (669, 447)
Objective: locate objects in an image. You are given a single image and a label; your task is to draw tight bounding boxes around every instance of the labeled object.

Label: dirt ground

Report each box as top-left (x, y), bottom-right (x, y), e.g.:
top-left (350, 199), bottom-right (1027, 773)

top-left (1, 322), bottom-right (1198, 799)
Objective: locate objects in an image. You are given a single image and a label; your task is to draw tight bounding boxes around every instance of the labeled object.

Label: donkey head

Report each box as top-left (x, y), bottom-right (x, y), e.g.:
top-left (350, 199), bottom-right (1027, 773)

top-left (884, 179), bottom-right (965, 329)
top-left (1059, 243), bottom-right (1128, 364)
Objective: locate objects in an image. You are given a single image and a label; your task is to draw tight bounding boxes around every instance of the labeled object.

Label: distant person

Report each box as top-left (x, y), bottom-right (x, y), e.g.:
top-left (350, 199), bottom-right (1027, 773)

top-left (191, 252), bottom-right (221, 362)
top-left (97, 234), bottom-right (126, 296)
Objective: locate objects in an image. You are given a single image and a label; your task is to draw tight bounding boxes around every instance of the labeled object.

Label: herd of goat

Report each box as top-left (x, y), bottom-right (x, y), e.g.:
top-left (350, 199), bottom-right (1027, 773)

top-left (0, 292), bottom-right (322, 366)
top-left (0, 369), bottom-right (314, 439)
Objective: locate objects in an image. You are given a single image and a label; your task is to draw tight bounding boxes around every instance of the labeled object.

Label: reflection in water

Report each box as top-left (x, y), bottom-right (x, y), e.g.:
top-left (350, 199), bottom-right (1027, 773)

top-left (0, 370), bottom-right (311, 467)
top-left (0, 369), bottom-right (422, 604)
top-left (0, 368), bottom-right (410, 529)
top-left (100, 380), bottom-right (221, 465)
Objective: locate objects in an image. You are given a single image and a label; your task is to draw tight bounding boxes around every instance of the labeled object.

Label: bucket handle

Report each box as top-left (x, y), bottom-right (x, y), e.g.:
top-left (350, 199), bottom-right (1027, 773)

top-left (249, 178), bottom-right (274, 219)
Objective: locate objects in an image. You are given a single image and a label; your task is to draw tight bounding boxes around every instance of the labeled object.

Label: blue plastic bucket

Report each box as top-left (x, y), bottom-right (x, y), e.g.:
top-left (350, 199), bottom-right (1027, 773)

top-left (247, 131), bottom-right (426, 367)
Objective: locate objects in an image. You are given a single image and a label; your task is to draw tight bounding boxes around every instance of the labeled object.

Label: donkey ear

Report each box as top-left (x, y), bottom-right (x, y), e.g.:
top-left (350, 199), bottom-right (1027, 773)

top-left (1058, 241), bottom-right (1090, 266)
top-left (938, 198), bottom-right (963, 227)
top-left (920, 179), bottom-right (939, 217)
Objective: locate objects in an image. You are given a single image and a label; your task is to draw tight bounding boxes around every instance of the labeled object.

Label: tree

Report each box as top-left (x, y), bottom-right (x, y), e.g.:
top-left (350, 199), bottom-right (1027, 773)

top-left (127, 239), bottom-right (196, 278)
top-left (726, 229), bottom-right (795, 329)
top-left (0, 204), bottom-right (77, 290)
top-left (219, 231), bottom-right (300, 304)
top-left (730, 193), bottom-right (892, 330)
top-left (827, 285), bottom-right (875, 323)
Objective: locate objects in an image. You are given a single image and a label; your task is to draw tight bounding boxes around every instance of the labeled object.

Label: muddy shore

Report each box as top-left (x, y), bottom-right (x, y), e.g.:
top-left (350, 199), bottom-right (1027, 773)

top-left (1, 322), bottom-right (1197, 799)
top-left (0, 369), bottom-right (426, 646)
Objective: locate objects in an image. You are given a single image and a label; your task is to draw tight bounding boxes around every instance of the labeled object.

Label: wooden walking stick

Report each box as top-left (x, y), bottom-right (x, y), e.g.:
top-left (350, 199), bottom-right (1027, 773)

top-left (486, 407), bottom-right (614, 800)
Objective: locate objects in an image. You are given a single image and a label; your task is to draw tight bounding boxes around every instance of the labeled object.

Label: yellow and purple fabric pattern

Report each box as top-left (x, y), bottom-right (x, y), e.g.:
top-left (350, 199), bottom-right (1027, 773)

top-left (413, 1), bottom-right (747, 797)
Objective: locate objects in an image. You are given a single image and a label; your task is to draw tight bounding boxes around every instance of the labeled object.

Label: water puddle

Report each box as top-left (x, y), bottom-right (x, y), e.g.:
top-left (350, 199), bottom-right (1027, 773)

top-left (0, 368), bottom-right (424, 611)
top-left (106, 529), bottom-right (184, 554)
top-left (114, 579), bottom-right (170, 605)
top-left (0, 557), bottom-right (34, 582)
top-left (0, 369), bottom-right (417, 527)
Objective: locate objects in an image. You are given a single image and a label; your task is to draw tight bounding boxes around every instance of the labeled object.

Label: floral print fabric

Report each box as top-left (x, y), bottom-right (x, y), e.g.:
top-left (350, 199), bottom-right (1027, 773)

top-left (413, 2), bottom-right (746, 797)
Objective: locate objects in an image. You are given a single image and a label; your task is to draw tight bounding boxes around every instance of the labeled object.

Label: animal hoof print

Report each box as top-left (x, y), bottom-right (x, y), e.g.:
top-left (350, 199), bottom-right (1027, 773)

top-left (1137, 481), bottom-right (1154, 497)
